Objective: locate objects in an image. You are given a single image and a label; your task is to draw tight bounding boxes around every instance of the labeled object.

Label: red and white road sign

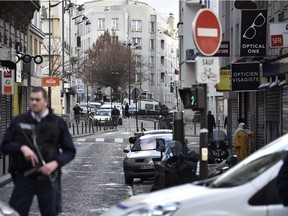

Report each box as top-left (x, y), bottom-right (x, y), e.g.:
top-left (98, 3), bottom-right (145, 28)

top-left (193, 9), bottom-right (222, 56)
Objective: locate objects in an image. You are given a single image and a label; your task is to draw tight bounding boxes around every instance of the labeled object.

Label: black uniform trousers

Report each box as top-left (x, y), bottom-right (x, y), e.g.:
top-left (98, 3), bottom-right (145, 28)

top-left (9, 174), bottom-right (61, 216)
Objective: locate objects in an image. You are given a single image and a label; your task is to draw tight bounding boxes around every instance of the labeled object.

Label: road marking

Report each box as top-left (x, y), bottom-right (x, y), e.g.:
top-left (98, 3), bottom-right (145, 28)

top-left (115, 138), bottom-right (123, 143)
top-left (96, 138), bottom-right (105, 142)
top-left (106, 132), bottom-right (114, 135)
top-left (121, 132), bottom-right (132, 135)
top-left (198, 27), bottom-right (218, 37)
top-left (76, 138), bottom-right (86, 142)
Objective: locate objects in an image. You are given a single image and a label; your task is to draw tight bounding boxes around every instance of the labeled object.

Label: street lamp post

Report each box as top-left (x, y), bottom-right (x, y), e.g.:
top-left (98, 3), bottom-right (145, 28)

top-left (123, 41), bottom-right (136, 105)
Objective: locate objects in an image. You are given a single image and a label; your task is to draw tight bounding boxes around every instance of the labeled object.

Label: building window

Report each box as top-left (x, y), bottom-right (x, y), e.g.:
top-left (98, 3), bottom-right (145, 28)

top-left (161, 40), bottom-right (165, 49)
top-left (111, 18), bottom-right (119, 30)
top-left (132, 37), bottom-right (142, 49)
top-left (136, 72), bottom-right (141, 83)
top-left (160, 72), bottom-right (165, 82)
top-left (150, 73), bottom-right (154, 84)
top-left (149, 39), bottom-right (154, 50)
top-left (131, 20), bottom-right (142, 31)
top-left (149, 56), bottom-right (154, 67)
top-left (98, 18), bottom-right (105, 30)
top-left (135, 55), bottom-right (142, 67)
top-left (161, 56), bottom-right (164, 65)
top-left (150, 21), bottom-right (155, 33)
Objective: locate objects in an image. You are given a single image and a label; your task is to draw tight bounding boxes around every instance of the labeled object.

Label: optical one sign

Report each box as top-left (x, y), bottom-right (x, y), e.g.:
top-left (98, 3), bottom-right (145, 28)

top-left (240, 10), bottom-right (267, 57)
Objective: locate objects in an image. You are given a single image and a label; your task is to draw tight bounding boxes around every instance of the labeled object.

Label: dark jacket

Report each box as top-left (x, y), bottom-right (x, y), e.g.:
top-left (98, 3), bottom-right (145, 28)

top-left (1, 111), bottom-right (76, 174)
top-left (73, 105), bottom-right (82, 115)
top-left (111, 108), bottom-right (120, 117)
top-left (208, 114), bottom-right (216, 131)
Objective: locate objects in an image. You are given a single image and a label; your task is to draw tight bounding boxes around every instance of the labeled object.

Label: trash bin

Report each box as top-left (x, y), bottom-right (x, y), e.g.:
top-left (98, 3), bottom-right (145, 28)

top-left (61, 114), bottom-right (71, 128)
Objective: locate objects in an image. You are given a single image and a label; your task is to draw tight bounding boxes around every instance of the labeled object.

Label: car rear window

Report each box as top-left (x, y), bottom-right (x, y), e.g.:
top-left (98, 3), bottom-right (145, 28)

top-left (132, 136), bottom-right (172, 151)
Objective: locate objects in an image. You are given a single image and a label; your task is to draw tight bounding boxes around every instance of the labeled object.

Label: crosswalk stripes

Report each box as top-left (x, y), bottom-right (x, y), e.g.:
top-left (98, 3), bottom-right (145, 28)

top-left (95, 138), bottom-right (105, 142)
top-left (115, 138), bottom-right (123, 143)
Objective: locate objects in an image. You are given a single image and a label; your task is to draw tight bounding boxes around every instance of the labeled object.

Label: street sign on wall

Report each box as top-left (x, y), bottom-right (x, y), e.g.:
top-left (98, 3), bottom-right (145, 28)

top-left (269, 22), bottom-right (288, 48)
top-left (1, 67), bottom-right (14, 95)
top-left (231, 63), bottom-right (260, 91)
top-left (196, 57), bottom-right (220, 84)
top-left (42, 77), bottom-right (60, 87)
top-left (214, 41), bottom-right (230, 57)
top-left (240, 10), bottom-right (267, 57)
top-left (192, 9), bottom-right (222, 56)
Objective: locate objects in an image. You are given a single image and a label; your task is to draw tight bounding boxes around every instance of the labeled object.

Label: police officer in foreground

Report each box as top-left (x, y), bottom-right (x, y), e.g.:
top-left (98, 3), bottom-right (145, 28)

top-left (1, 87), bottom-right (76, 216)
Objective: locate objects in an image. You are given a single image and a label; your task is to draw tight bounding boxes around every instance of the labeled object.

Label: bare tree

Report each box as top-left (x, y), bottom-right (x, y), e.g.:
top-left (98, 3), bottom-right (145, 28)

top-left (41, 38), bottom-right (70, 78)
top-left (83, 31), bottom-right (137, 92)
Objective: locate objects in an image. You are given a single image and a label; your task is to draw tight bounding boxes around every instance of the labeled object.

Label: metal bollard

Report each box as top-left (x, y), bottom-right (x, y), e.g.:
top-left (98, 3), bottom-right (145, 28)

top-left (141, 122), bottom-right (144, 131)
top-left (72, 123), bottom-right (75, 135)
top-left (85, 122), bottom-right (87, 134)
top-left (82, 122), bottom-right (84, 134)
top-left (154, 120), bottom-right (157, 130)
top-left (76, 123), bottom-right (79, 135)
top-left (194, 120), bottom-right (197, 135)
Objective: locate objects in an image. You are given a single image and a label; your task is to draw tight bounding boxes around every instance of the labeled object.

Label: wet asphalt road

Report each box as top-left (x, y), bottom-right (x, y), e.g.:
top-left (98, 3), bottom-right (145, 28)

top-left (0, 118), bottom-right (199, 215)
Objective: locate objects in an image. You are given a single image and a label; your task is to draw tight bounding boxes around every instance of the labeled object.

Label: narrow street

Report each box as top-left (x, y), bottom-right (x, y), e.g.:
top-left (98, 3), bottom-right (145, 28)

top-left (0, 118), bottom-right (199, 215)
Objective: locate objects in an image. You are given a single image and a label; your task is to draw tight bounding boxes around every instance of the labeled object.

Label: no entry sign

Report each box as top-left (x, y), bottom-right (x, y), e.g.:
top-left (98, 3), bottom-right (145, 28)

top-left (193, 9), bottom-right (222, 56)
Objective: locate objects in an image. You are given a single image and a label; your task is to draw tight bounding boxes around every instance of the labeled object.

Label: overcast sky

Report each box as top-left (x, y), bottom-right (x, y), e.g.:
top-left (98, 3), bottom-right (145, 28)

top-left (142, 0), bottom-right (179, 21)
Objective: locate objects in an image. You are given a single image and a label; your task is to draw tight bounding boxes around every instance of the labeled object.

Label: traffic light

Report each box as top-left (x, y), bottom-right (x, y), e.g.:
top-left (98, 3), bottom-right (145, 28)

top-left (179, 86), bottom-right (205, 110)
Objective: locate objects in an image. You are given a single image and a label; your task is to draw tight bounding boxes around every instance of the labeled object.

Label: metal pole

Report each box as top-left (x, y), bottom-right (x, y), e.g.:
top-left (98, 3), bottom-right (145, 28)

top-left (135, 99), bottom-right (139, 132)
top-left (173, 111), bottom-right (185, 149)
top-left (62, 0), bottom-right (65, 114)
top-left (199, 84), bottom-right (208, 179)
top-left (128, 45), bottom-right (131, 105)
top-left (48, 0), bottom-right (52, 107)
top-left (87, 84), bottom-right (89, 117)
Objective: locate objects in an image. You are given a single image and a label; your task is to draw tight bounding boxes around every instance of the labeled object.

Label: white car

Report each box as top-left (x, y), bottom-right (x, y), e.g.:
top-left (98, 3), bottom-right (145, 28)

top-left (93, 109), bottom-right (111, 126)
top-left (123, 133), bottom-right (173, 184)
top-left (103, 133), bottom-right (288, 216)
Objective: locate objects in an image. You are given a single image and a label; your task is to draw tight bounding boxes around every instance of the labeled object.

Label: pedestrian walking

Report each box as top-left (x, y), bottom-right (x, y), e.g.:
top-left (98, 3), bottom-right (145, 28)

top-left (111, 106), bottom-right (120, 129)
top-left (207, 111), bottom-right (216, 139)
top-left (125, 103), bottom-right (129, 118)
top-left (232, 122), bottom-right (255, 160)
top-left (1, 87), bottom-right (76, 216)
top-left (73, 103), bottom-right (82, 124)
top-left (224, 116), bottom-right (228, 129)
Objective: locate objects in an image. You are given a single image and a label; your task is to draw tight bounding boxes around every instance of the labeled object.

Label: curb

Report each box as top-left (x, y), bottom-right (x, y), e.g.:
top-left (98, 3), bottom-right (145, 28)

top-left (0, 174), bottom-right (12, 188)
top-left (72, 129), bottom-right (118, 138)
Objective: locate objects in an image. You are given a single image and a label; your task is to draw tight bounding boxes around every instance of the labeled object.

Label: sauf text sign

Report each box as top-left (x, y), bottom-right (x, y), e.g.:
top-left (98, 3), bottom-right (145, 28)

top-left (196, 57), bottom-right (220, 84)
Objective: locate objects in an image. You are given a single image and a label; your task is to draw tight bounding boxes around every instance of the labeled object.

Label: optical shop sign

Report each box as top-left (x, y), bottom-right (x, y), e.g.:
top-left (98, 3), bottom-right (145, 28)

top-left (1, 67), bottom-right (14, 95)
top-left (241, 10), bottom-right (267, 57)
top-left (232, 63), bottom-right (260, 91)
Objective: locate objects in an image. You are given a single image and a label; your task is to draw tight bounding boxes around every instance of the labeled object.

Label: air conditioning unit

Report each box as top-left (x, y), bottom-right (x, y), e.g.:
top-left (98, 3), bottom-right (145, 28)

top-left (0, 48), bottom-right (16, 63)
top-left (186, 0), bottom-right (201, 5)
top-left (104, 6), bottom-right (110, 11)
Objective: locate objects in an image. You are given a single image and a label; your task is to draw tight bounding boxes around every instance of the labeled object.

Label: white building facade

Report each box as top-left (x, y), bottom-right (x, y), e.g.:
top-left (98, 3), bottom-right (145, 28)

top-left (70, 0), bottom-right (179, 109)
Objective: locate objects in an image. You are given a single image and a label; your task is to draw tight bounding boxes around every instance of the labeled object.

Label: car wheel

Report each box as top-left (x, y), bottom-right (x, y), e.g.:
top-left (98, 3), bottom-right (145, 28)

top-left (124, 175), bottom-right (133, 184)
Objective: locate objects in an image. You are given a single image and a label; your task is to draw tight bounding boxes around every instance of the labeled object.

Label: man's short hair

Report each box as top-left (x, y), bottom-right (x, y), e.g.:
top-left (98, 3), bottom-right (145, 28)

top-left (31, 87), bottom-right (48, 99)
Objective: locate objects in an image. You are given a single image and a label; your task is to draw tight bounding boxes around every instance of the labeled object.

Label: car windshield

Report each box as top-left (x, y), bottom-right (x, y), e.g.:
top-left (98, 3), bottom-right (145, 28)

top-left (211, 151), bottom-right (287, 188)
top-left (97, 111), bottom-right (110, 116)
top-left (131, 136), bottom-right (172, 151)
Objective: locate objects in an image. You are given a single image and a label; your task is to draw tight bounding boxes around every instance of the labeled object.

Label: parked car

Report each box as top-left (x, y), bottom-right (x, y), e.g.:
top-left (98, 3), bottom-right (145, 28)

top-left (93, 109), bottom-right (111, 126)
top-left (0, 200), bottom-right (19, 216)
top-left (123, 133), bottom-right (173, 184)
top-left (79, 103), bottom-right (97, 115)
top-left (103, 133), bottom-right (288, 216)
